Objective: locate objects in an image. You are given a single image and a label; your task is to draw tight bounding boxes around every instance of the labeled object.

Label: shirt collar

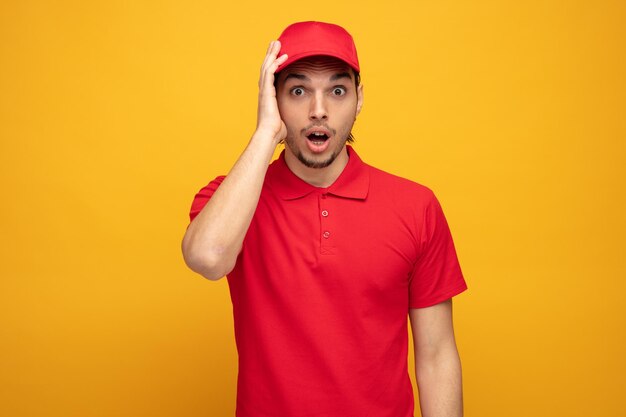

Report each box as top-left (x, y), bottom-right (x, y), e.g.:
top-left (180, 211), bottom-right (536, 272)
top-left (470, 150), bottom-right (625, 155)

top-left (267, 145), bottom-right (370, 201)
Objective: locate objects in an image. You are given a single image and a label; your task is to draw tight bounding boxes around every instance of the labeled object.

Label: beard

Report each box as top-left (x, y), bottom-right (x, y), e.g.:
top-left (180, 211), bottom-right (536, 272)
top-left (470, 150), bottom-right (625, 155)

top-left (293, 145), bottom-right (343, 169)
top-left (283, 125), bottom-right (352, 169)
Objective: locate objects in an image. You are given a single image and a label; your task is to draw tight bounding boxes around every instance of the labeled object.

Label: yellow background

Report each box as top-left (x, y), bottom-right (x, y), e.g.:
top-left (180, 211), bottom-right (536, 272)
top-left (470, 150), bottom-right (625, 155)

top-left (1, 1), bottom-right (625, 416)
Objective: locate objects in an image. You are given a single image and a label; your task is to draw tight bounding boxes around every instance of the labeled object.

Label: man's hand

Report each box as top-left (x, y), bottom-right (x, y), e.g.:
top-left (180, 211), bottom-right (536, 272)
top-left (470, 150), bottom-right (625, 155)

top-left (256, 40), bottom-right (288, 145)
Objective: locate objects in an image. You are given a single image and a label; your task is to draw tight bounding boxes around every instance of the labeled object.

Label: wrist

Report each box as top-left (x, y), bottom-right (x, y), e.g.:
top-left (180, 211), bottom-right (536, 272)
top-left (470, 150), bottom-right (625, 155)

top-left (253, 126), bottom-right (283, 147)
top-left (249, 129), bottom-right (282, 154)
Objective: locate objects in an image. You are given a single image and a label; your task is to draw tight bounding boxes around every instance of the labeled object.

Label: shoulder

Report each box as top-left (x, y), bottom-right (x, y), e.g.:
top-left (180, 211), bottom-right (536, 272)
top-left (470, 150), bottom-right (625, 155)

top-left (192, 175), bottom-right (227, 200)
top-left (188, 175), bottom-right (227, 222)
top-left (365, 163), bottom-right (437, 207)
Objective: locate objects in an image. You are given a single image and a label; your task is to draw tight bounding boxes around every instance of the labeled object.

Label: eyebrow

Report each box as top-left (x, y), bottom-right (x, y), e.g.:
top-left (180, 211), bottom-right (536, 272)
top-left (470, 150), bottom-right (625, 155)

top-left (330, 72), bottom-right (352, 82)
top-left (282, 72), bottom-right (353, 83)
top-left (283, 73), bottom-right (308, 83)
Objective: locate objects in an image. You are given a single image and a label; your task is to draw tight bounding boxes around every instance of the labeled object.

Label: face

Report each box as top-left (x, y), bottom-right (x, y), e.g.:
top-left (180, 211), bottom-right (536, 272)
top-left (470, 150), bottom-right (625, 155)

top-left (276, 56), bottom-right (364, 169)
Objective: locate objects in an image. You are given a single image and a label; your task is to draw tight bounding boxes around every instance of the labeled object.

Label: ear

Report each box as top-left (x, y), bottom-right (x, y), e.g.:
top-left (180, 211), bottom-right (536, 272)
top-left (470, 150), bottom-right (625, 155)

top-left (356, 84), bottom-right (364, 116)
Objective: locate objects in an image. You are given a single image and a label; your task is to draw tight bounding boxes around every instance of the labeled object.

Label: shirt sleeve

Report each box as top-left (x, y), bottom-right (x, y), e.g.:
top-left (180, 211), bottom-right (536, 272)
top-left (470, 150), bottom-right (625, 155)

top-left (188, 175), bottom-right (226, 223)
top-left (408, 191), bottom-right (468, 308)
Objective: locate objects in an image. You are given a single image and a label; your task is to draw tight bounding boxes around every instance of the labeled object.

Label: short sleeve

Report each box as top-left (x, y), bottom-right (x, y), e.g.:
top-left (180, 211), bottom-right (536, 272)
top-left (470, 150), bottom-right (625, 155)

top-left (188, 175), bottom-right (226, 223)
top-left (408, 192), bottom-right (468, 308)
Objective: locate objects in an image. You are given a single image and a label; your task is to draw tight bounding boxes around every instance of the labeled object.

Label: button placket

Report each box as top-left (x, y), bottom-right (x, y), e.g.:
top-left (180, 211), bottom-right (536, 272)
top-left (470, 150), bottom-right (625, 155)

top-left (319, 192), bottom-right (335, 255)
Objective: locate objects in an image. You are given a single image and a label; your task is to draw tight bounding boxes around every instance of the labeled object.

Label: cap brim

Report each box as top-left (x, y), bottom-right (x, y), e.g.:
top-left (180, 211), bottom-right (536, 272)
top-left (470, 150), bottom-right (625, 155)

top-left (276, 51), bottom-right (360, 73)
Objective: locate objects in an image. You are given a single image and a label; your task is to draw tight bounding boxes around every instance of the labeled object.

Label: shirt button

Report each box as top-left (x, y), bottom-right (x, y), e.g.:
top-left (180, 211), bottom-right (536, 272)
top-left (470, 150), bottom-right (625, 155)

top-left (321, 210), bottom-right (329, 217)
top-left (323, 231), bottom-right (330, 239)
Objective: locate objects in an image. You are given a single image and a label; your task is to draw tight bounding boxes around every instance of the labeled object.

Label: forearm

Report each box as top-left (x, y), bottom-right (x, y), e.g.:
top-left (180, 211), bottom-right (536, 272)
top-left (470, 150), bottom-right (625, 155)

top-left (182, 41), bottom-right (288, 280)
top-left (181, 131), bottom-right (277, 279)
top-left (415, 345), bottom-right (463, 417)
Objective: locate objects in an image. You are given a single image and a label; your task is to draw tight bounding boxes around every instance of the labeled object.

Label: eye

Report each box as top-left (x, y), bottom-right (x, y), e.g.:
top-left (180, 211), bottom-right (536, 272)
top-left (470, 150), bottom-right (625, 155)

top-left (332, 87), bottom-right (347, 96)
top-left (291, 87), bottom-right (305, 96)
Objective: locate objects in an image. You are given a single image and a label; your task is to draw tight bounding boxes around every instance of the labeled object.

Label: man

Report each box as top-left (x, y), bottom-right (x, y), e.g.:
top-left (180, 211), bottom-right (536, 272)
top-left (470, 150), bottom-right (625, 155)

top-left (182, 21), bottom-right (468, 417)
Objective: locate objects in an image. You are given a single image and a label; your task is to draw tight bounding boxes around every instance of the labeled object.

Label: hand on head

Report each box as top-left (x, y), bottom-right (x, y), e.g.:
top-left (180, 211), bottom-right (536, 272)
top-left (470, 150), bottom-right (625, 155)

top-left (256, 40), bottom-right (288, 144)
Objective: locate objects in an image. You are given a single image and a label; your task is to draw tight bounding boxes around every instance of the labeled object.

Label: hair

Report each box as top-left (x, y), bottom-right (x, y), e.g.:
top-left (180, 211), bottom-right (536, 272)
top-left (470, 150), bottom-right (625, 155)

top-left (273, 69), bottom-right (360, 143)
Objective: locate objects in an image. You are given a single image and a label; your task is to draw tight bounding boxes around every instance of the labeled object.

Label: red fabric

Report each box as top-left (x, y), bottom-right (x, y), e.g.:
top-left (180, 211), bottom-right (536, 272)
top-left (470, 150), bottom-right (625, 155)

top-left (189, 146), bottom-right (467, 417)
top-left (276, 21), bottom-right (360, 73)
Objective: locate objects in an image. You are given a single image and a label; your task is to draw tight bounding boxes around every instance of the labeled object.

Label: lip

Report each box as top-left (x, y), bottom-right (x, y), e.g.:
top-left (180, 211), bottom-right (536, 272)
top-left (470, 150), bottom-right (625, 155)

top-left (304, 135), bottom-right (331, 154)
top-left (304, 126), bottom-right (332, 137)
top-left (302, 125), bottom-right (333, 154)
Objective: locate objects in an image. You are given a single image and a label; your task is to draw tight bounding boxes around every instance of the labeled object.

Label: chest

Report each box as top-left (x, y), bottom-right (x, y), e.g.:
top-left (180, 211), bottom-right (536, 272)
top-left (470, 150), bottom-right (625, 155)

top-left (240, 191), bottom-right (420, 303)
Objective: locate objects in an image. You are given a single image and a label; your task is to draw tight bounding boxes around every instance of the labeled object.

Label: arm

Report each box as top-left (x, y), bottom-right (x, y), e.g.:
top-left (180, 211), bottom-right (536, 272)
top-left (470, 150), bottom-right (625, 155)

top-left (409, 299), bottom-right (463, 417)
top-left (181, 41), bottom-right (288, 280)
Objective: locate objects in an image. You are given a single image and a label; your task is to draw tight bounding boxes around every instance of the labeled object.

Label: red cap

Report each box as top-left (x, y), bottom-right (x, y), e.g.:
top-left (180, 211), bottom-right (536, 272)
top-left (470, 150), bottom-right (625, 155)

top-left (276, 21), bottom-right (360, 73)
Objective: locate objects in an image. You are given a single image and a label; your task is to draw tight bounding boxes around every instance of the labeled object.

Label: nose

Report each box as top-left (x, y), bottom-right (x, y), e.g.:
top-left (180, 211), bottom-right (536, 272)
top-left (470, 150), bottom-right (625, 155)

top-left (309, 92), bottom-right (328, 120)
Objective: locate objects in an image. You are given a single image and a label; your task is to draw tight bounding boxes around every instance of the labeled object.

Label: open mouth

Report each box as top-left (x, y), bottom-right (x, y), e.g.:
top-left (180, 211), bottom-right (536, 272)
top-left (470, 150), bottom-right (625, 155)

top-left (307, 132), bottom-right (330, 145)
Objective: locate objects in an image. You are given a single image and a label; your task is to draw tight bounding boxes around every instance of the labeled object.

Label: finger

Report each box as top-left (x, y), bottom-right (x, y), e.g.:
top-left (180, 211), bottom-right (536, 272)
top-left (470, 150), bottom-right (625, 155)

top-left (259, 41), bottom-right (277, 86)
top-left (270, 40), bottom-right (281, 57)
top-left (261, 41), bottom-right (276, 71)
top-left (264, 41), bottom-right (282, 69)
top-left (260, 42), bottom-right (284, 87)
top-left (265, 53), bottom-right (288, 77)
top-left (274, 53), bottom-right (288, 67)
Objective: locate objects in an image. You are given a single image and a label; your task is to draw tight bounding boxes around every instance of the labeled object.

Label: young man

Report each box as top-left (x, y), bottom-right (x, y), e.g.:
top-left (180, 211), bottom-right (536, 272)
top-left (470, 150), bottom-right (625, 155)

top-left (182, 21), bottom-right (468, 417)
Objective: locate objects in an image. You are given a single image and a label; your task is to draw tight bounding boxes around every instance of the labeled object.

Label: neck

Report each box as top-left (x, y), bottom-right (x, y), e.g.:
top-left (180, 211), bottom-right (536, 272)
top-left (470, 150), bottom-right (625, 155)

top-left (284, 146), bottom-right (350, 188)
